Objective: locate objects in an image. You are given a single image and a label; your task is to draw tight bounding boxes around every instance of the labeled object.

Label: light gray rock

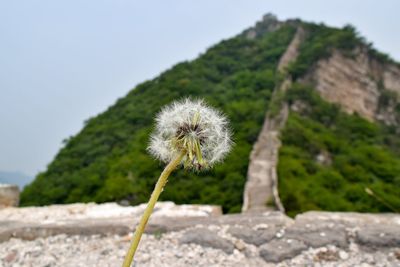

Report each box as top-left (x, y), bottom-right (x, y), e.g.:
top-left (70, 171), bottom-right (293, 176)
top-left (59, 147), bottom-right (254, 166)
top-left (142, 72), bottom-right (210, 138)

top-left (179, 228), bottom-right (234, 254)
top-left (228, 226), bottom-right (276, 246)
top-left (148, 211), bottom-right (293, 233)
top-left (285, 227), bottom-right (348, 248)
top-left (295, 211), bottom-right (400, 227)
top-left (0, 219), bottom-right (131, 242)
top-left (259, 238), bottom-right (307, 262)
top-left (0, 184), bottom-right (19, 207)
top-left (356, 225), bottom-right (400, 247)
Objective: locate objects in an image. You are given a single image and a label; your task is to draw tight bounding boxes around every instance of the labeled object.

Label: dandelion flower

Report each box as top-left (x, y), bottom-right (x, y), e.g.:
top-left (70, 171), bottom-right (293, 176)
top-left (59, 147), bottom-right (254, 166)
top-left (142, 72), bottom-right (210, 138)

top-left (122, 98), bottom-right (232, 267)
top-left (148, 98), bottom-right (232, 170)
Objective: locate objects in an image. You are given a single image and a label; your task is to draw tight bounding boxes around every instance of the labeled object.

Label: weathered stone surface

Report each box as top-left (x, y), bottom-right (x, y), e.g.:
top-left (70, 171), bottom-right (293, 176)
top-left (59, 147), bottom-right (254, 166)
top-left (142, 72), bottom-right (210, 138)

top-left (293, 211), bottom-right (400, 249)
top-left (285, 227), bottom-right (348, 248)
top-left (0, 205), bottom-right (292, 242)
top-left (356, 225), bottom-right (400, 247)
top-left (0, 220), bottom-right (131, 242)
top-left (1, 203), bottom-right (400, 266)
top-left (0, 202), bottom-right (224, 242)
top-left (0, 201), bottom-right (221, 223)
top-left (295, 211), bottom-right (400, 227)
top-left (148, 211), bottom-right (293, 233)
top-left (0, 184), bottom-right (19, 208)
top-left (228, 226), bottom-right (277, 246)
top-left (259, 238), bottom-right (307, 262)
top-left (179, 228), bottom-right (234, 254)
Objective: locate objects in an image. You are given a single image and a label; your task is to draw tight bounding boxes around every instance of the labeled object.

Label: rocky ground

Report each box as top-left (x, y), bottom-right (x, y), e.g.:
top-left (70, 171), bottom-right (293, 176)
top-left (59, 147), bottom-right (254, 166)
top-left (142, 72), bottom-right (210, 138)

top-left (0, 202), bottom-right (399, 267)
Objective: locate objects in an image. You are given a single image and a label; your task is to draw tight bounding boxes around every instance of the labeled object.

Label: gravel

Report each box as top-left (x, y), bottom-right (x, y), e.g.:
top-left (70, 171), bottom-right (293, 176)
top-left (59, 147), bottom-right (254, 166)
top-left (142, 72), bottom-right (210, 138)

top-left (1, 227), bottom-right (399, 267)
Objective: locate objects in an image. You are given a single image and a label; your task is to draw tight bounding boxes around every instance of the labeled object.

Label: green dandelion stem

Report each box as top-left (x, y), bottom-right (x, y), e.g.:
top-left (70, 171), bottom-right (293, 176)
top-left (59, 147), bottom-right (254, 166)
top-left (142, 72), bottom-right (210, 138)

top-left (122, 150), bottom-right (186, 267)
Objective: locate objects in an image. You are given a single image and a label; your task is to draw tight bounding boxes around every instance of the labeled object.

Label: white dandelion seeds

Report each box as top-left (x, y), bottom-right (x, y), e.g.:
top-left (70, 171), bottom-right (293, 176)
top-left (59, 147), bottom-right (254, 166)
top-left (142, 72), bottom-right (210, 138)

top-left (148, 98), bottom-right (232, 170)
top-left (122, 98), bottom-right (232, 267)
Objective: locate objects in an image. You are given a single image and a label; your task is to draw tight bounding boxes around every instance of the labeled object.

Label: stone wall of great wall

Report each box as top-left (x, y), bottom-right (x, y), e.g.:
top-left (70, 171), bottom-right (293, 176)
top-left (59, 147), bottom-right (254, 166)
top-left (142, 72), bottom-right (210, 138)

top-left (0, 202), bottom-right (399, 266)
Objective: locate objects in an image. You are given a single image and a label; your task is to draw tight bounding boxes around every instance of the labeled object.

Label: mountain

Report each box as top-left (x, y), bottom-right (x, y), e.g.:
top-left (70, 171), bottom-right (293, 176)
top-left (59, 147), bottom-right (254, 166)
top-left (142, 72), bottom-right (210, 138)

top-left (0, 171), bottom-right (33, 189)
top-left (21, 14), bottom-right (400, 215)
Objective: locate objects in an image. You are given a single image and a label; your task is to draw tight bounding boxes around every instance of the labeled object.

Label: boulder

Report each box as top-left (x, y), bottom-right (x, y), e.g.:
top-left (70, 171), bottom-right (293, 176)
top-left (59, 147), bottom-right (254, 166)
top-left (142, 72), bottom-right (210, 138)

top-left (356, 225), bottom-right (400, 247)
top-left (285, 227), bottom-right (348, 248)
top-left (179, 228), bottom-right (234, 254)
top-left (228, 226), bottom-right (277, 246)
top-left (259, 238), bottom-right (307, 262)
top-left (0, 184), bottom-right (19, 207)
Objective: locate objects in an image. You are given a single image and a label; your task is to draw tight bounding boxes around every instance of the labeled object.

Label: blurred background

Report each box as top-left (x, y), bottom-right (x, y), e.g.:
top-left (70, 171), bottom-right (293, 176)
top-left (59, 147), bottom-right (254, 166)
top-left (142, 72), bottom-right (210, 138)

top-left (1, 0), bottom-right (399, 186)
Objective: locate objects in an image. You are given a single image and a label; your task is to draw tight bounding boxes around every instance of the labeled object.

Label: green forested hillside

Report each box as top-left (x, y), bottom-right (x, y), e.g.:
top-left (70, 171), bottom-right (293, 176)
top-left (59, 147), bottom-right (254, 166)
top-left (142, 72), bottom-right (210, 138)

top-left (21, 17), bottom-right (400, 215)
top-left (279, 84), bottom-right (400, 217)
top-left (21, 23), bottom-right (296, 213)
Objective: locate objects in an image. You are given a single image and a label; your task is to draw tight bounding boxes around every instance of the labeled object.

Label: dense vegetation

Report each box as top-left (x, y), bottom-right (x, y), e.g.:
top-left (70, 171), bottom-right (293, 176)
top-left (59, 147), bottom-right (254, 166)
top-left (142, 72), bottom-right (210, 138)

top-left (21, 24), bottom-right (296, 213)
top-left (21, 16), bottom-right (400, 215)
top-left (279, 84), bottom-right (400, 217)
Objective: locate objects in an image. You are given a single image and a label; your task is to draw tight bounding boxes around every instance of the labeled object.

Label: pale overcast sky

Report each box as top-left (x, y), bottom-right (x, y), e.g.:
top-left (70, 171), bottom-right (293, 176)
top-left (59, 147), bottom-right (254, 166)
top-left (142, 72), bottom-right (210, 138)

top-left (1, 0), bottom-right (399, 176)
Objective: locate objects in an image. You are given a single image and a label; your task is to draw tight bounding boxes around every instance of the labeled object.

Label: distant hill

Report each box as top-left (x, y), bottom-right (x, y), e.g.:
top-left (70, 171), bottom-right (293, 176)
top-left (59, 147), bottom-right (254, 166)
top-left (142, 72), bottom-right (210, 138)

top-left (21, 14), bottom-right (400, 215)
top-left (0, 171), bottom-right (32, 189)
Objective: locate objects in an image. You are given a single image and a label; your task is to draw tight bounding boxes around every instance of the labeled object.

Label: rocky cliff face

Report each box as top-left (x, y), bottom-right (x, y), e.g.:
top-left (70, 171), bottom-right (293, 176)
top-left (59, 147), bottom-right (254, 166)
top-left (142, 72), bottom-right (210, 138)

top-left (302, 48), bottom-right (400, 125)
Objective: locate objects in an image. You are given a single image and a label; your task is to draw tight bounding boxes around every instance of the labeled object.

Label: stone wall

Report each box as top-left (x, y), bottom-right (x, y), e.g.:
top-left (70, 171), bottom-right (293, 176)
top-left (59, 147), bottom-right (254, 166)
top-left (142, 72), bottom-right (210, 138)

top-left (242, 27), bottom-right (305, 213)
top-left (0, 202), bottom-right (399, 266)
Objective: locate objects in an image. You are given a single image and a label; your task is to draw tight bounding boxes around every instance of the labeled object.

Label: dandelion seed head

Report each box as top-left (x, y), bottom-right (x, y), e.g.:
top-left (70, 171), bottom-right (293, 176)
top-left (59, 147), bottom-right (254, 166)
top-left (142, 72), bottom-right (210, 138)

top-left (148, 98), bottom-right (232, 170)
